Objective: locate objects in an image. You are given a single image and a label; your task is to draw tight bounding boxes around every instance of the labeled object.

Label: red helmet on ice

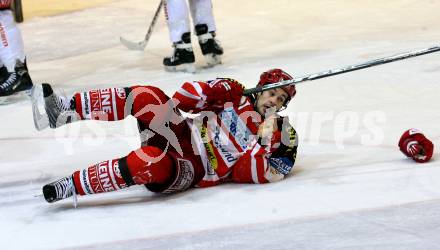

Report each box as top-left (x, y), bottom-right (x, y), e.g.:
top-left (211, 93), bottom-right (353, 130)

top-left (257, 69), bottom-right (296, 104)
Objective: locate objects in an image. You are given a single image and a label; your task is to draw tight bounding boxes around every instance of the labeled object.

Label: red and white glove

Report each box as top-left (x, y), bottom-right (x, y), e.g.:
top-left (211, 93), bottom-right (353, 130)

top-left (398, 128), bottom-right (434, 163)
top-left (0, 0), bottom-right (12, 9)
top-left (205, 79), bottom-right (244, 110)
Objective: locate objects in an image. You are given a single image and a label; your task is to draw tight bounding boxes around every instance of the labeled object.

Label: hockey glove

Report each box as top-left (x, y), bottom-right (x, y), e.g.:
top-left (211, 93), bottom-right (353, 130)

top-left (398, 128), bottom-right (434, 163)
top-left (205, 78), bottom-right (244, 110)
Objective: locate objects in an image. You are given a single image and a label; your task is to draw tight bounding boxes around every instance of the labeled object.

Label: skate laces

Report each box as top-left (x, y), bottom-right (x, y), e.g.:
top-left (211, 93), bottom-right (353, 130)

top-left (54, 177), bottom-right (74, 199)
top-left (52, 89), bottom-right (71, 112)
top-left (0, 73), bottom-right (17, 90)
top-left (56, 176), bottom-right (78, 207)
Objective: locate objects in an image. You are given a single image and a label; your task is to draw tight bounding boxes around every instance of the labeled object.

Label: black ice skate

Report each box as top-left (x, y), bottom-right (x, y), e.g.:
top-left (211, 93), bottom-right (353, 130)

top-left (0, 65), bottom-right (7, 82)
top-left (195, 24), bottom-right (224, 67)
top-left (163, 32), bottom-right (196, 73)
top-left (43, 176), bottom-right (76, 203)
top-left (0, 60), bottom-right (33, 104)
top-left (31, 83), bottom-right (77, 130)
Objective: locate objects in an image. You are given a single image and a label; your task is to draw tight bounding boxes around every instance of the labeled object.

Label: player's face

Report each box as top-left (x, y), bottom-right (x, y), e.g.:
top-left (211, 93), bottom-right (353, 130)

top-left (255, 88), bottom-right (289, 115)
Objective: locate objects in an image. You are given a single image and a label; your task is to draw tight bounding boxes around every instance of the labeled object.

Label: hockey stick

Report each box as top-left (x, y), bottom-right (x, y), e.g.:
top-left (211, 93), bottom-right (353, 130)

top-left (120, 0), bottom-right (164, 51)
top-left (12, 0), bottom-right (23, 23)
top-left (243, 45), bottom-right (440, 96)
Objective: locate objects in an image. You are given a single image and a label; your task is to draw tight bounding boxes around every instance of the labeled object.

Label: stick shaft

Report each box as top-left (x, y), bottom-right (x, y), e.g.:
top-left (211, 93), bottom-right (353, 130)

top-left (143, 0), bottom-right (163, 42)
top-left (13, 0), bottom-right (24, 23)
top-left (244, 45), bottom-right (440, 96)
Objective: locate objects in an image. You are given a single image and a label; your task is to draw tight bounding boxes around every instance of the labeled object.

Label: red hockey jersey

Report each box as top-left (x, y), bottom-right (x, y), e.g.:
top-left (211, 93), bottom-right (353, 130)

top-left (172, 78), bottom-right (298, 187)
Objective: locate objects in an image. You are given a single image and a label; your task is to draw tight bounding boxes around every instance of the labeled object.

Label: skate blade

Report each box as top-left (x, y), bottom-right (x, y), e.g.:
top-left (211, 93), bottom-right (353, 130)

top-left (120, 36), bottom-right (147, 51)
top-left (0, 89), bottom-right (32, 105)
top-left (165, 63), bottom-right (196, 73)
top-left (204, 54), bottom-right (222, 67)
top-left (31, 85), bottom-right (49, 131)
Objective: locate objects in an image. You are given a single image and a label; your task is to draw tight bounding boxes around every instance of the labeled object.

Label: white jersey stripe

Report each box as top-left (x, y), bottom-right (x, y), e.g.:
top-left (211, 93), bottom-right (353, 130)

top-left (186, 119), bottom-right (221, 185)
top-left (251, 144), bottom-right (261, 183)
top-left (193, 81), bottom-right (205, 97)
top-left (194, 82), bottom-right (208, 108)
top-left (177, 88), bottom-right (202, 100)
top-left (107, 160), bottom-right (120, 191)
top-left (262, 154), bottom-right (268, 183)
top-left (111, 89), bottom-right (118, 121)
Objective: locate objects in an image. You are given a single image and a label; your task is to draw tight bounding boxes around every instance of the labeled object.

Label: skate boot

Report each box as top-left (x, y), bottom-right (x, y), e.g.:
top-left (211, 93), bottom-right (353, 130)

top-left (0, 60), bottom-right (33, 103)
top-left (31, 83), bottom-right (77, 130)
top-left (163, 32), bottom-right (195, 73)
top-left (0, 65), bottom-right (7, 82)
top-left (195, 24), bottom-right (224, 67)
top-left (43, 176), bottom-right (77, 203)
top-left (42, 83), bottom-right (78, 129)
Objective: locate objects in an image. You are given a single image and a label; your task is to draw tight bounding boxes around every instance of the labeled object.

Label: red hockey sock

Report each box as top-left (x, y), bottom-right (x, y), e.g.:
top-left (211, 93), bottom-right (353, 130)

top-left (72, 146), bottom-right (174, 196)
top-left (72, 159), bottom-right (127, 195)
top-left (72, 86), bottom-right (173, 126)
top-left (73, 87), bottom-right (128, 121)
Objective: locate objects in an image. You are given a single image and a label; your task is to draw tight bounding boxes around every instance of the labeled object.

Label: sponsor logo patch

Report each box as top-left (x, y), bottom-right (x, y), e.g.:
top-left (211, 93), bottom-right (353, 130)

top-left (88, 161), bottom-right (115, 193)
top-left (201, 125), bottom-right (217, 174)
top-left (116, 88), bottom-right (126, 99)
top-left (97, 161), bottom-right (115, 192)
top-left (285, 128), bottom-right (297, 154)
top-left (113, 160), bottom-right (122, 178)
top-left (269, 157), bottom-right (294, 175)
top-left (82, 169), bottom-right (93, 194)
top-left (220, 107), bottom-right (251, 150)
top-left (213, 126), bottom-right (238, 164)
top-left (90, 89), bottom-right (113, 114)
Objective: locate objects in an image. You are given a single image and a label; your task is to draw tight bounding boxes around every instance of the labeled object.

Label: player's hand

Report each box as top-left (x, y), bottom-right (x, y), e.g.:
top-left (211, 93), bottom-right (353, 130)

top-left (206, 79), bottom-right (244, 109)
top-left (398, 129), bottom-right (434, 163)
top-left (258, 115), bottom-right (278, 139)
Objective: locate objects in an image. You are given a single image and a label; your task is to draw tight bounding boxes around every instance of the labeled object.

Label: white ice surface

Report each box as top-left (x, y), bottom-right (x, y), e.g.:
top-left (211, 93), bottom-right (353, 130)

top-left (1, 0), bottom-right (440, 249)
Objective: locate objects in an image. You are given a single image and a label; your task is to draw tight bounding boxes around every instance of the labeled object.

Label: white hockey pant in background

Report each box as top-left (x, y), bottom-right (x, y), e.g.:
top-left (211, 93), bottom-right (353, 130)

top-left (0, 10), bottom-right (25, 72)
top-left (165, 0), bottom-right (216, 42)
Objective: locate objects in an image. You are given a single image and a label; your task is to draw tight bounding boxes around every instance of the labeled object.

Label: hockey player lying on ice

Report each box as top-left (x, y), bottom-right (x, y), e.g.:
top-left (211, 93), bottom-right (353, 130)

top-left (34, 69), bottom-right (298, 204)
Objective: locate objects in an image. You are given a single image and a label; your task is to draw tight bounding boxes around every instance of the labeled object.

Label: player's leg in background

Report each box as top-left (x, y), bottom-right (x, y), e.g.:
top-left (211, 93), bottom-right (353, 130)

top-left (0, 1), bottom-right (11, 81)
top-left (163, 0), bottom-right (195, 72)
top-left (164, 0), bottom-right (191, 44)
top-left (189, 0), bottom-right (223, 66)
top-left (0, 8), bottom-right (32, 98)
